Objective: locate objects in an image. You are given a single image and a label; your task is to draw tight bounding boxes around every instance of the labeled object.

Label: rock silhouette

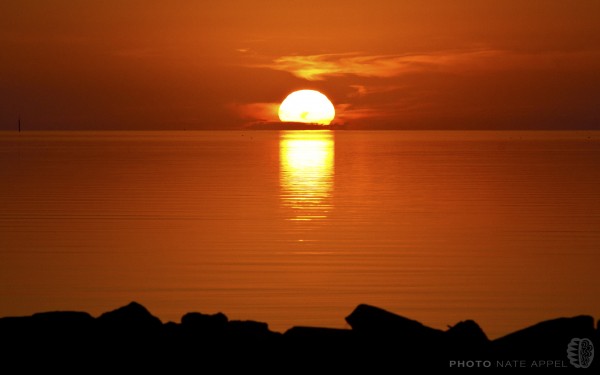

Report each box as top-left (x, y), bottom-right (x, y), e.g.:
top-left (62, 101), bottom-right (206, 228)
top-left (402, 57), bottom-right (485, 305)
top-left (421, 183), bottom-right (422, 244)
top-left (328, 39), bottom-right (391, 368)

top-left (180, 311), bottom-right (228, 341)
top-left (97, 301), bottom-right (162, 330)
top-left (0, 302), bottom-right (597, 370)
top-left (490, 315), bottom-right (596, 360)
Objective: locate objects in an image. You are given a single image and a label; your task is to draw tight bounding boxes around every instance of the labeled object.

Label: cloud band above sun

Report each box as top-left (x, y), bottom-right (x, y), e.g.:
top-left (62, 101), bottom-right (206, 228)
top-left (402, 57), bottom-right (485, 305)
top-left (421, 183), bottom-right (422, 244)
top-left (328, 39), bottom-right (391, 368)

top-left (260, 50), bottom-right (501, 81)
top-left (254, 49), bottom-right (600, 82)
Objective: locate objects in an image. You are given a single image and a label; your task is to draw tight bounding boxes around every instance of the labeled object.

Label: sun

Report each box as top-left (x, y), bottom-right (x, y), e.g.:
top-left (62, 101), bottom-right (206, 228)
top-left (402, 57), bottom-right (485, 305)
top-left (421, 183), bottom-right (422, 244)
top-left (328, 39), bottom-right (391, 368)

top-left (278, 90), bottom-right (335, 125)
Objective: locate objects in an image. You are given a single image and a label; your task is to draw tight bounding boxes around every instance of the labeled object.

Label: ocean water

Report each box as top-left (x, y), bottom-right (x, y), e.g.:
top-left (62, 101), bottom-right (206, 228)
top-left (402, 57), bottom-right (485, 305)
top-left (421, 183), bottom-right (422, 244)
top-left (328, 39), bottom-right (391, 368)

top-left (0, 130), bottom-right (599, 338)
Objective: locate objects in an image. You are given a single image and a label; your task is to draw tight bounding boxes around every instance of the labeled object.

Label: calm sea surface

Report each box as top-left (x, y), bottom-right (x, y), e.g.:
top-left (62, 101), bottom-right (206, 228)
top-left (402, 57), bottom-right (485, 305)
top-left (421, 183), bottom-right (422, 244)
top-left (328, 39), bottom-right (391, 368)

top-left (1, 130), bottom-right (599, 338)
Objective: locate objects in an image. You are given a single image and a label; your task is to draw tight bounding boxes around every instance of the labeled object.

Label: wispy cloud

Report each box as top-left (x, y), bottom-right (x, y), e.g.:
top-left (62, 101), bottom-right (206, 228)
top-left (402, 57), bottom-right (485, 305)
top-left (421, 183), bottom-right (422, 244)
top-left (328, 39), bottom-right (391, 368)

top-left (257, 49), bottom-right (600, 81)
top-left (347, 84), bottom-right (407, 98)
top-left (262, 50), bottom-right (502, 81)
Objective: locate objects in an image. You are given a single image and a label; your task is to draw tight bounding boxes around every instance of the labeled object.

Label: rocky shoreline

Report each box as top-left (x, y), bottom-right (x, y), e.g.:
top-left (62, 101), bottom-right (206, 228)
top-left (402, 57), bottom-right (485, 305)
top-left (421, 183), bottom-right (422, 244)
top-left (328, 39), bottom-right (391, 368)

top-left (1, 302), bottom-right (597, 370)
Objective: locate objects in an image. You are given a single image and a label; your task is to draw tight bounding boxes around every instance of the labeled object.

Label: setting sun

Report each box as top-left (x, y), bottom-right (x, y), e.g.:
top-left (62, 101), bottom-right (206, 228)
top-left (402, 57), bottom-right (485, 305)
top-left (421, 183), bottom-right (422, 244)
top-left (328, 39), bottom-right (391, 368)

top-left (278, 90), bottom-right (335, 125)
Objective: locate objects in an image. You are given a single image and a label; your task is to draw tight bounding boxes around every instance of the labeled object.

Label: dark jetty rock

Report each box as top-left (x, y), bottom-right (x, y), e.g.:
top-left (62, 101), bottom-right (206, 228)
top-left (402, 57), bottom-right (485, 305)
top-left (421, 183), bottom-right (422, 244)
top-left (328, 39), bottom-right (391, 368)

top-left (177, 311), bottom-right (228, 343)
top-left (178, 312), bottom-right (280, 345)
top-left (181, 311), bottom-right (228, 334)
top-left (0, 310), bottom-right (96, 367)
top-left (346, 304), bottom-right (447, 365)
top-left (227, 319), bottom-right (280, 342)
top-left (97, 301), bottom-right (162, 330)
top-left (226, 320), bottom-right (283, 364)
top-left (346, 304), bottom-right (446, 340)
top-left (94, 302), bottom-right (164, 358)
top-left (167, 311), bottom-right (229, 353)
top-left (283, 326), bottom-right (355, 360)
top-left (446, 319), bottom-right (490, 357)
top-left (490, 315), bottom-right (596, 360)
top-left (0, 311), bottom-right (94, 348)
top-left (0, 302), bottom-right (598, 370)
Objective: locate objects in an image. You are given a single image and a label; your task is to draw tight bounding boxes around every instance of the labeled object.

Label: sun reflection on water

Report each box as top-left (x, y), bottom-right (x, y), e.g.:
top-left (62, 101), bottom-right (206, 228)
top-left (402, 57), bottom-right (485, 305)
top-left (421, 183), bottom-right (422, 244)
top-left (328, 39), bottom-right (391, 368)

top-left (279, 131), bottom-right (334, 221)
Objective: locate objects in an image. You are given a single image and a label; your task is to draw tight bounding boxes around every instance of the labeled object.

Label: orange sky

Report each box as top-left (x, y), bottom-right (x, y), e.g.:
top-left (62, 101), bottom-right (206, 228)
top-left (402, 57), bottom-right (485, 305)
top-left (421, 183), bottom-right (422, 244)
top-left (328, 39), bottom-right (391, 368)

top-left (1, 1), bottom-right (599, 130)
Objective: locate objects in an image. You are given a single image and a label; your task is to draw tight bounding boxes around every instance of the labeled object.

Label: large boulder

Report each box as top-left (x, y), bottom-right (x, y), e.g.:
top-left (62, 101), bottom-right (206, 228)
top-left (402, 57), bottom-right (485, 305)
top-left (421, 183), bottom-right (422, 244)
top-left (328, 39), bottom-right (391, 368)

top-left (0, 311), bottom-right (95, 361)
top-left (95, 301), bottom-right (163, 354)
top-left (345, 304), bottom-right (447, 368)
top-left (346, 304), bottom-right (445, 340)
top-left (445, 319), bottom-right (490, 359)
top-left (177, 311), bottom-right (229, 350)
top-left (446, 319), bottom-right (489, 347)
top-left (227, 320), bottom-right (277, 341)
top-left (491, 315), bottom-right (595, 360)
top-left (97, 301), bottom-right (162, 330)
top-left (181, 311), bottom-right (228, 335)
top-left (0, 311), bottom-right (94, 332)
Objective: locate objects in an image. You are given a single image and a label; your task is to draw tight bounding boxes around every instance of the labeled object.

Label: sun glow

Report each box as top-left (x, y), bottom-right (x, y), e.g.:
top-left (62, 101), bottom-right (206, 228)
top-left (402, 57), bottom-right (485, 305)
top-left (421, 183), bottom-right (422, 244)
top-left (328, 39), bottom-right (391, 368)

top-left (278, 90), bottom-right (335, 125)
top-left (280, 131), bottom-right (334, 221)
